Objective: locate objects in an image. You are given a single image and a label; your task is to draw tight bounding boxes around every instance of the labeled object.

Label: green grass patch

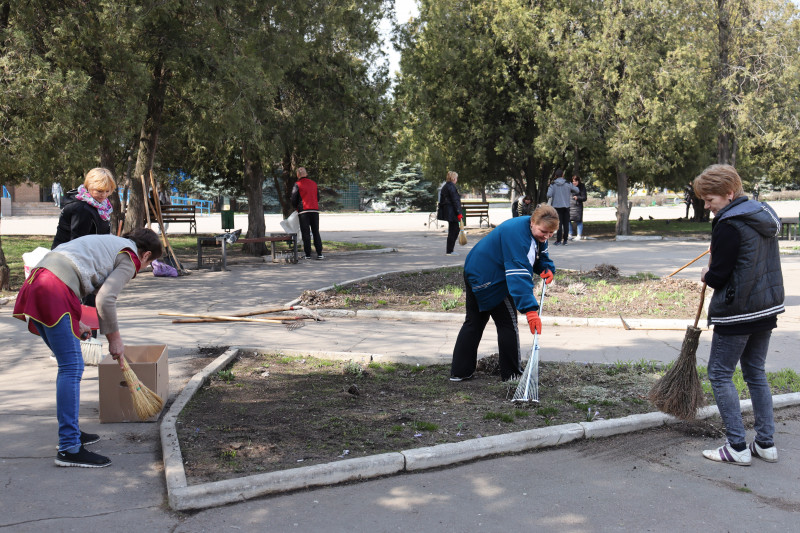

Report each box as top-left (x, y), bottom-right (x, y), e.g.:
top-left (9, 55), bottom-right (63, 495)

top-left (583, 219), bottom-right (711, 237)
top-left (0, 234), bottom-right (380, 294)
top-left (484, 411), bottom-right (515, 423)
top-left (412, 421), bottom-right (439, 432)
top-left (215, 369), bottom-right (235, 382)
top-left (368, 361), bottom-right (398, 372)
top-left (1, 235), bottom-right (54, 293)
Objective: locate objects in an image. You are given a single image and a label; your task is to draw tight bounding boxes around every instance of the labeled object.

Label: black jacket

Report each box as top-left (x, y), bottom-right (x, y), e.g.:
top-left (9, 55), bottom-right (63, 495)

top-left (437, 182), bottom-right (462, 222)
top-left (569, 183), bottom-right (588, 222)
top-left (51, 190), bottom-right (112, 249)
top-left (706, 197), bottom-right (784, 328)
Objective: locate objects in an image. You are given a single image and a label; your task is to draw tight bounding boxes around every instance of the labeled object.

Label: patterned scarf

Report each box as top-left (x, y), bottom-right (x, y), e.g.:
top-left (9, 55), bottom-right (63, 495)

top-left (75, 184), bottom-right (113, 221)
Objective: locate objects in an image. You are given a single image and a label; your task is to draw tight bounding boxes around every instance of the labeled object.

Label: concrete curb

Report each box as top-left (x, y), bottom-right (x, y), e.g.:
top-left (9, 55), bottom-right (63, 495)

top-left (615, 235), bottom-right (663, 241)
top-left (332, 247), bottom-right (398, 257)
top-left (160, 348), bottom-right (800, 511)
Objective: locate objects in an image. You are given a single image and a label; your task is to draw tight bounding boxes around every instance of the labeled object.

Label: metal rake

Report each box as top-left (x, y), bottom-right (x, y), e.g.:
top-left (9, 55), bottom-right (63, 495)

top-left (512, 281), bottom-right (547, 403)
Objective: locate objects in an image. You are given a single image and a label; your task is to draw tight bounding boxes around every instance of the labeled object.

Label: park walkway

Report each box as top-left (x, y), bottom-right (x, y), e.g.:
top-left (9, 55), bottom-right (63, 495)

top-left (1, 209), bottom-right (799, 531)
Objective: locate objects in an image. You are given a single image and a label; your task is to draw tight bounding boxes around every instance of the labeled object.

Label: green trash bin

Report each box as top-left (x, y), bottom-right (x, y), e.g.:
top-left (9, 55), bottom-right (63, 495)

top-left (221, 209), bottom-right (234, 231)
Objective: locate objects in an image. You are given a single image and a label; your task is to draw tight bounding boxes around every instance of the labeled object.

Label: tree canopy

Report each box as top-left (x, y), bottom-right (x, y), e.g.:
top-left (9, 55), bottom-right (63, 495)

top-left (395, 0), bottom-right (800, 232)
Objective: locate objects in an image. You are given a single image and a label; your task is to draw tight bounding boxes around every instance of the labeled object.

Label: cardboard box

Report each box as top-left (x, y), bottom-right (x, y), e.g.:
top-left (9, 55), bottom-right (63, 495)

top-left (99, 345), bottom-right (169, 423)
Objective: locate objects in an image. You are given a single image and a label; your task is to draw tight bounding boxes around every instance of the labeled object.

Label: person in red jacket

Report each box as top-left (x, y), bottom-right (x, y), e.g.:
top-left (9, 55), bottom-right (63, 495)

top-left (291, 167), bottom-right (324, 259)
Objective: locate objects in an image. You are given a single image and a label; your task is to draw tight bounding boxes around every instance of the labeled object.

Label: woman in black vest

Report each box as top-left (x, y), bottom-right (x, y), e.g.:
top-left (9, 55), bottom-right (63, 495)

top-left (695, 164), bottom-right (784, 466)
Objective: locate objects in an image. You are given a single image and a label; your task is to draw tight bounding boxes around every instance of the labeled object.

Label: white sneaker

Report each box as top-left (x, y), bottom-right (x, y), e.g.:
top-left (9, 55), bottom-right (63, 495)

top-left (749, 441), bottom-right (778, 463)
top-left (446, 252), bottom-right (459, 256)
top-left (702, 442), bottom-right (751, 466)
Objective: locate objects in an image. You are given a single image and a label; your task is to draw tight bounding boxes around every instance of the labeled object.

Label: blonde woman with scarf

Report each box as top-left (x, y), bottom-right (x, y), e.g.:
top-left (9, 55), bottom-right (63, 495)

top-left (52, 168), bottom-right (115, 249)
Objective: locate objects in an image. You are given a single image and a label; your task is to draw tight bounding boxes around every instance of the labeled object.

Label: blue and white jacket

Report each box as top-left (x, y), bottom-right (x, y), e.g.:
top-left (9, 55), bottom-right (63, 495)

top-left (463, 215), bottom-right (555, 313)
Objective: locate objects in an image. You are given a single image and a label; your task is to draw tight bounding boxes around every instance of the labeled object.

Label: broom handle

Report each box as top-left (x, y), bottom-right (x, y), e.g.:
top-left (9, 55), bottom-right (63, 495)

top-left (667, 250), bottom-right (709, 278)
top-left (141, 175), bottom-right (151, 228)
top-left (232, 305), bottom-right (296, 317)
top-left (161, 312), bottom-right (291, 323)
top-left (171, 315), bottom-right (305, 324)
top-left (149, 171), bottom-right (185, 272)
top-left (693, 282), bottom-right (707, 328)
top-left (159, 306), bottom-right (295, 318)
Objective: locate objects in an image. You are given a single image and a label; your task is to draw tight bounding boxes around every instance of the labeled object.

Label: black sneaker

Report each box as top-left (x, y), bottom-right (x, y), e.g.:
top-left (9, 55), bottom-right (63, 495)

top-left (81, 431), bottom-right (100, 446)
top-left (316, 254), bottom-right (324, 260)
top-left (55, 446), bottom-right (111, 468)
top-left (55, 431), bottom-right (100, 449)
top-left (304, 255), bottom-right (312, 260)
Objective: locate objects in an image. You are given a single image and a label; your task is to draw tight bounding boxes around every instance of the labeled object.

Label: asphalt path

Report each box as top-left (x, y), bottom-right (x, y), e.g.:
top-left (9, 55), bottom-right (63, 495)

top-left (1, 207), bottom-right (799, 531)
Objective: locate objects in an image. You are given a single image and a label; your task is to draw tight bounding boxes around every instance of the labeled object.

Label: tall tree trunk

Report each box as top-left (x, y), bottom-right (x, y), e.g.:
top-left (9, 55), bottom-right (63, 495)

top-left (0, 0), bottom-right (10, 288)
top-left (0, 229), bottom-right (9, 291)
top-left (537, 163), bottom-right (553, 205)
top-left (716, 0), bottom-right (736, 166)
top-left (100, 142), bottom-right (122, 235)
top-left (242, 145), bottom-right (267, 256)
top-left (511, 168), bottom-right (526, 202)
top-left (615, 166), bottom-right (631, 236)
top-left (124, 56), bottom-right (169, 232)
top-left (278, 149), bottom-right (297, 218)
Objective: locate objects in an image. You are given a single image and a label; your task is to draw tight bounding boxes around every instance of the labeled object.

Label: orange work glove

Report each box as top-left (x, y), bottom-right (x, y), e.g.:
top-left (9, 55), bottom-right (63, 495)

top-left (526, 310), bottom-right (542, 335)
top-left (540, 269), bottom-right (554, 285)
top-left (457, 213), bottom-right (463, 221)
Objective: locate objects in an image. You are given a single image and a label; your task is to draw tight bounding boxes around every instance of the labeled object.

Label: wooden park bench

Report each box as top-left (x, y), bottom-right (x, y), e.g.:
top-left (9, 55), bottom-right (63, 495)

top-left (780, 214), bottom-right (799, 240)
top-left (148, 204), bottom-right (198, 235)
top-left (461, 201), bottom-right (490, 228)
top-left (196, 232), bottom-right (298, 270)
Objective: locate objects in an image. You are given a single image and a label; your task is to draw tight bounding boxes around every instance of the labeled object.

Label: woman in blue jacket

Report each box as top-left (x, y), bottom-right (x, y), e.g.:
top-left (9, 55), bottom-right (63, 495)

top-left (451, 204), bottom-right (558, 381)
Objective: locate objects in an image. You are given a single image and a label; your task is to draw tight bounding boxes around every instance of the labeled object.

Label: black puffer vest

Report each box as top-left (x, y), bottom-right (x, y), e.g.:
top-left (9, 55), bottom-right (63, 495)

top-left (707, 197), bottom-right (784, 326)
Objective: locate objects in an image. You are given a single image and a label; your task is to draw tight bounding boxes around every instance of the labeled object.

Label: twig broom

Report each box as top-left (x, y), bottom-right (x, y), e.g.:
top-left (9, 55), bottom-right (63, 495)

top-left (117, 355), bottom-right (164, 420)
top-left (79, 305), bottom-right (103, 365)
top-left (458, 220), bottom-right (467, 246)
top-left (648, 282), bottom-right (707, 420)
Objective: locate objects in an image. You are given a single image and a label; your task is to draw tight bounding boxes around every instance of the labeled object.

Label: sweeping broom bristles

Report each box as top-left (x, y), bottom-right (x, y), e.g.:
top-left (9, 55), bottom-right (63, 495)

top-left (80, 337), bottom-right (104, 365)
top-left (647, 325), bottom-right (706, 419)
top-left (117, 355), bottom-right (164, 420)
top-left (648, 283), bottom-right (708, 420)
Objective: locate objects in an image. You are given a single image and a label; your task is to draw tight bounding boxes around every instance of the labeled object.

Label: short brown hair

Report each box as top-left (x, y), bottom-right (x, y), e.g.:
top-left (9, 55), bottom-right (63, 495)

top-left (531, 203), bottom-right (559, 231)
top-left (123, 228), bottom-right (164, 260)
top-left (693, 164), bottom-right (745, 199)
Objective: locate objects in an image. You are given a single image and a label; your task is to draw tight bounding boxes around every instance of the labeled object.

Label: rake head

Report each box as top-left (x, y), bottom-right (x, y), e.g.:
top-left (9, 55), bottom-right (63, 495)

top-left (283, 320), bottom-right (306, 331)
top-left (512, 340), bottom-right (539, 403)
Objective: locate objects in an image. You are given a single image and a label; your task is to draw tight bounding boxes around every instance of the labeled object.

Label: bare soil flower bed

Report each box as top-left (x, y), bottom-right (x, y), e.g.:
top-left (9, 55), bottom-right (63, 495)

top-left (178, 350), bottom-right (695, 483)
top-left (299, 264), bottom-right (703, 319)
top-left (176, 265), bottom-right (714, 484)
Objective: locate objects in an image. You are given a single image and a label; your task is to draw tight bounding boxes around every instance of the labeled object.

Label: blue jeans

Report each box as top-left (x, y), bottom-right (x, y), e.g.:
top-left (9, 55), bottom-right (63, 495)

top-left (707, 330), bottom-right (774, 447)
top-left (570, 221), bottom-right (583, 237)
top-left (32, 318), bottom-right (84, 452)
